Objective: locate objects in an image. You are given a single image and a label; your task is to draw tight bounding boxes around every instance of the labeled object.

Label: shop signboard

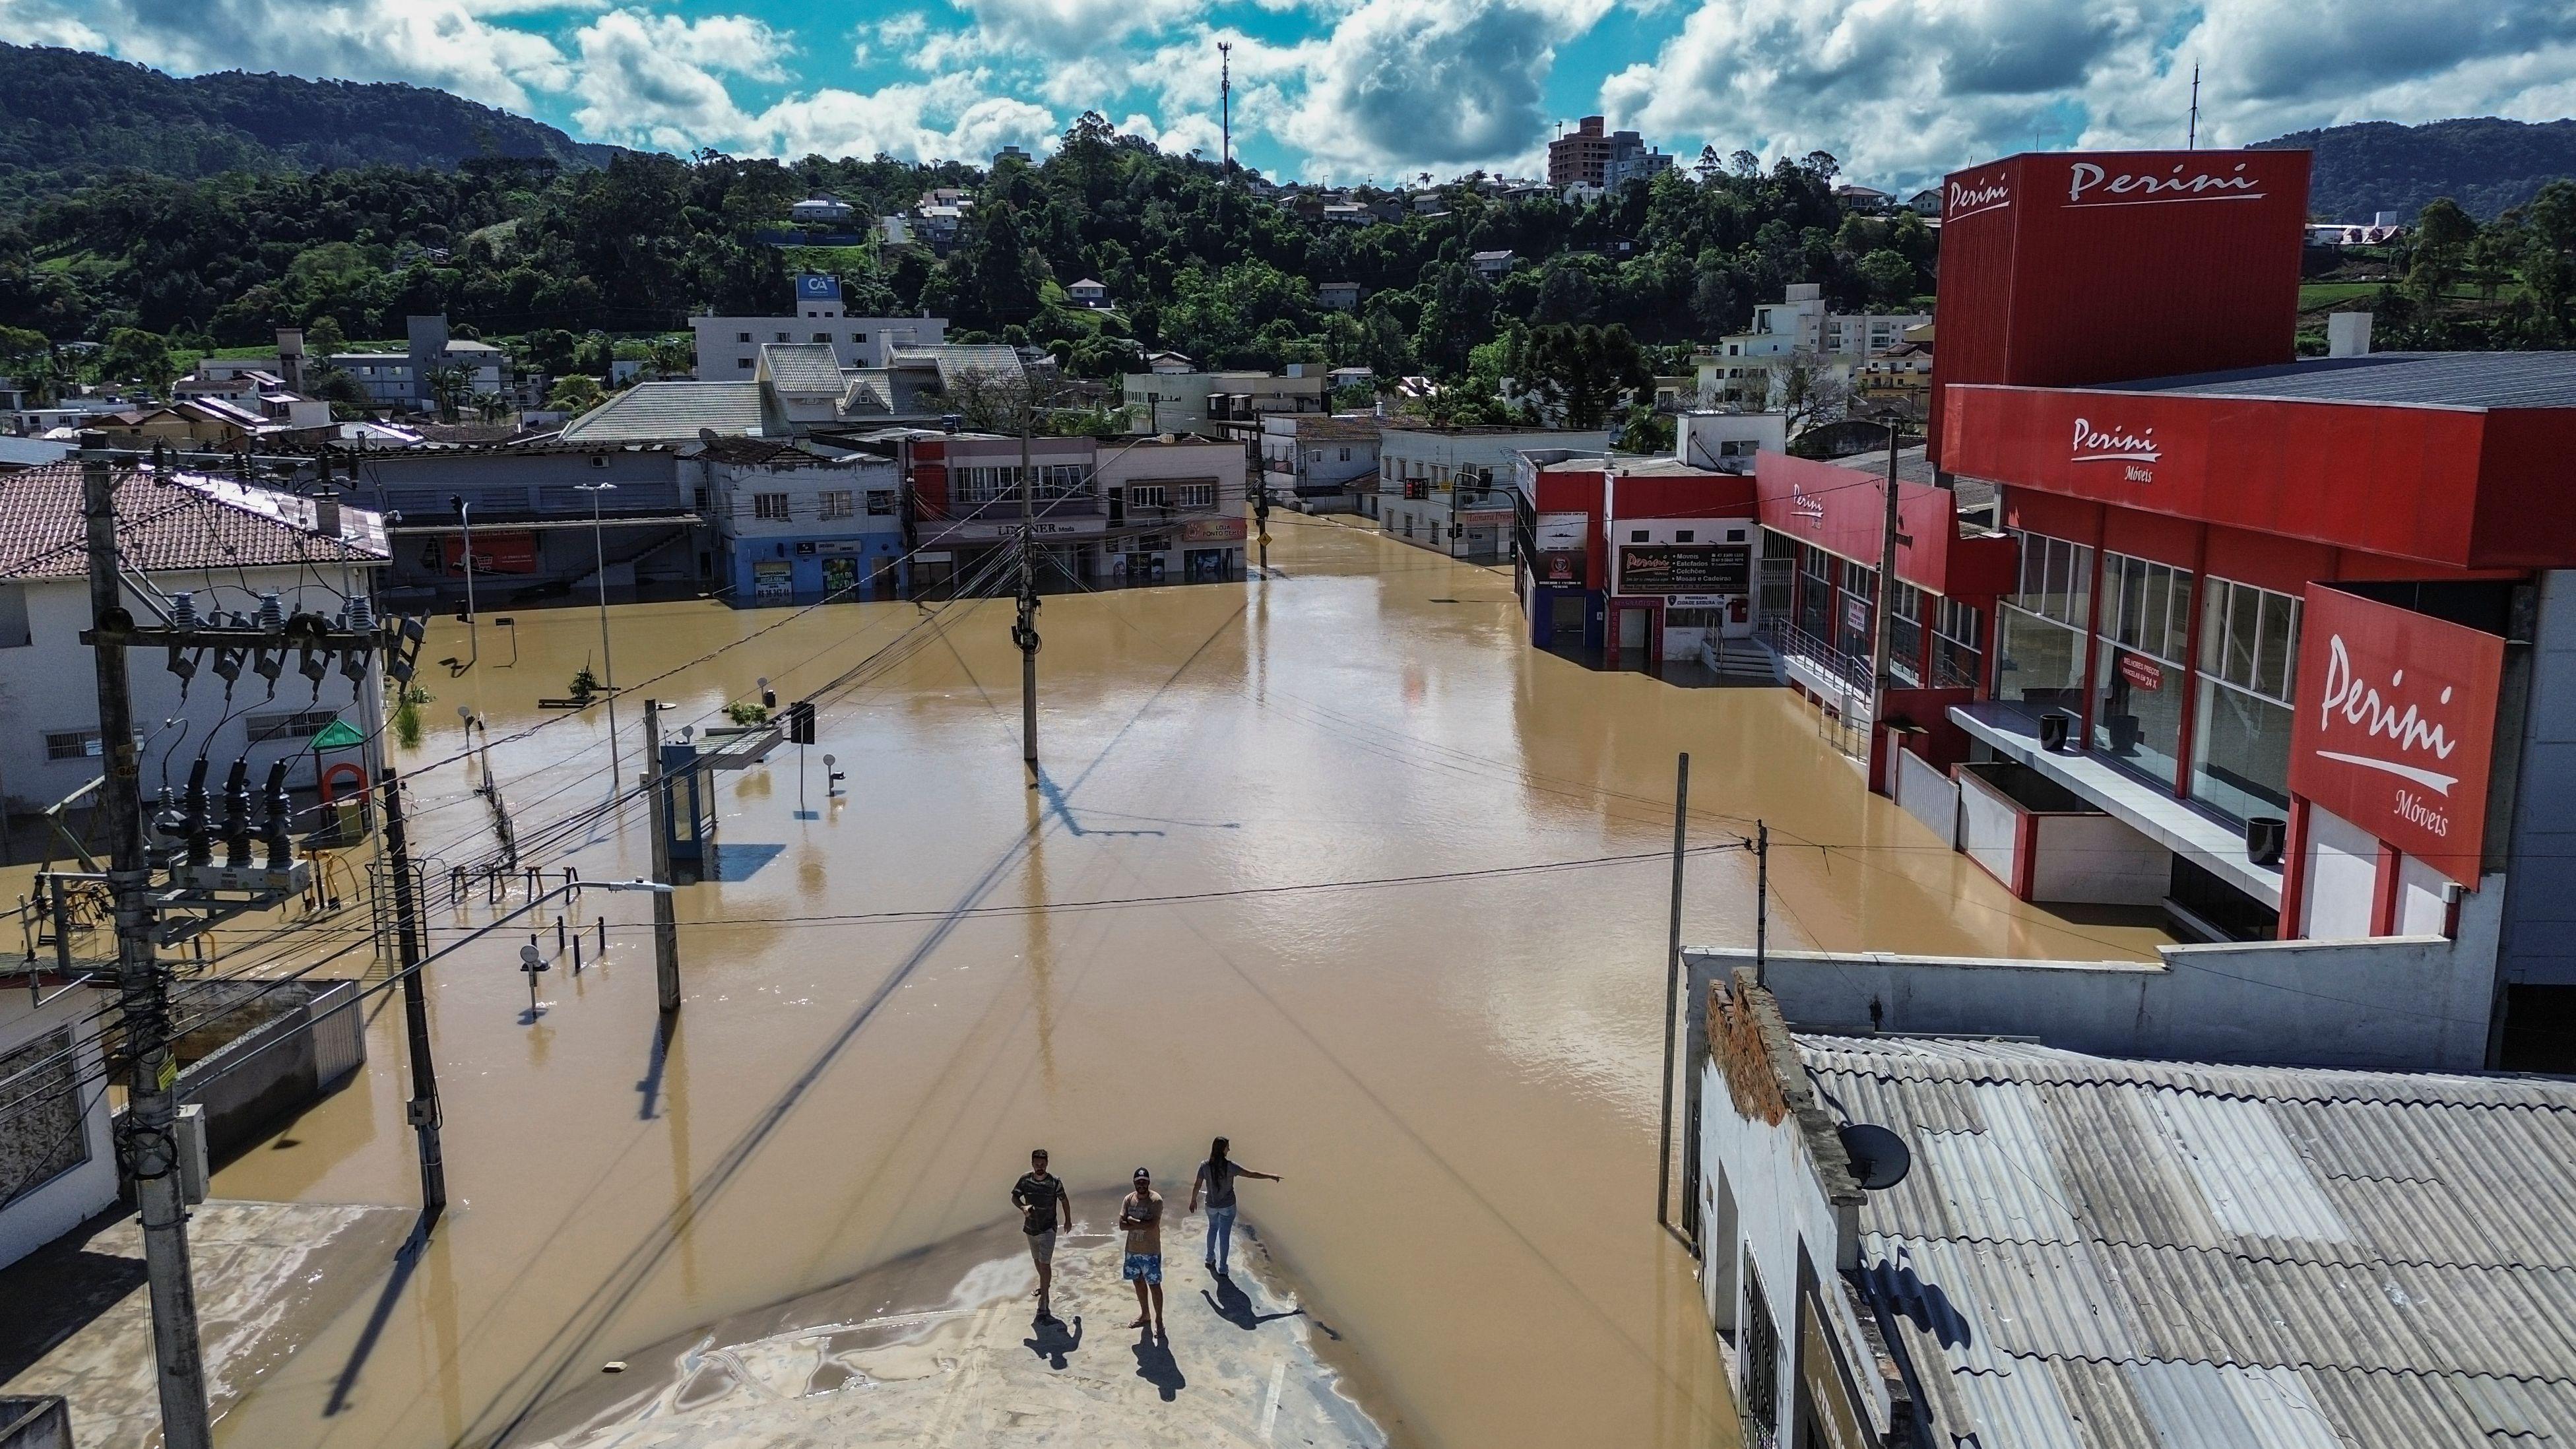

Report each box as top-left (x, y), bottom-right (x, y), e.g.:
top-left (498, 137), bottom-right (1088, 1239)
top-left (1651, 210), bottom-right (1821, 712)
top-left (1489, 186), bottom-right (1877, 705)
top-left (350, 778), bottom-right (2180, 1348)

top-left (1535, 512), bottom-right (1589, 551)
top-left (1618, 544), bottom-right (1749, 596)
top-left (1458, 507), bottom-right (1516, 529)
top-left (1181, 515), bottom-right (1248, 542)
top-left (2119, 653), bottom-right (2164, 691)
top-left (2288, 586), bottom-right (2505, 886)
top-left (1925, 148), bottom-right (2311, 465)
top-left (441, 531), bottom-right (539, 576)
top-left (1843, 595), bottom-right (1869, 637)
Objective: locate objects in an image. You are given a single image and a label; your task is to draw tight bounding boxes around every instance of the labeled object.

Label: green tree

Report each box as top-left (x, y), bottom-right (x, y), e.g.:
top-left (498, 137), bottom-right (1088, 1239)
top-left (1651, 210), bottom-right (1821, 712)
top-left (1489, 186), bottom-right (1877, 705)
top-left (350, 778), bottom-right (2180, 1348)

top-left (1507, 323), bottom-right (1652, 429)
top-left (96, 327), bottom-right (176, 393)
top-left (546, 374), bottom-right (606, 413)
top-left (1856, 249), bottom-right (1917, 307)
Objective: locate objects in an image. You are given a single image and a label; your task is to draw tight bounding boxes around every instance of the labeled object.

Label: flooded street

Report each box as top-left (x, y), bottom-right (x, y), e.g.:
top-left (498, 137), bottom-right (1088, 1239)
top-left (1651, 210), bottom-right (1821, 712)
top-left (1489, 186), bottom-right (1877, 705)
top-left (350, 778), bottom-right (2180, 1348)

top-left (201, 513), bottom-right (2168, 1448)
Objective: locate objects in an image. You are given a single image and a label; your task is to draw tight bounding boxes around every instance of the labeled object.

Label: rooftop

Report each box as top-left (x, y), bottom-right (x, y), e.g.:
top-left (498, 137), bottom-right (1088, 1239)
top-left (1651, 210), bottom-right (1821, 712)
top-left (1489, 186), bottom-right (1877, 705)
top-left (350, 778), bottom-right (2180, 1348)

top-left (558, 382), bottom-right (766, 445)
top-left (0, 461), bottom-right (387, 581)
top-left (681, 435), bottom-right (836, 467)
top-left (2100, 350), bottom-right (2576, 410)
top-left (1801, 1031), bottom-right (2576, 1448)
top-left (757, 342), bottom-right (847, 397)
top-left (1266, 416), bottom-right (1382, 441)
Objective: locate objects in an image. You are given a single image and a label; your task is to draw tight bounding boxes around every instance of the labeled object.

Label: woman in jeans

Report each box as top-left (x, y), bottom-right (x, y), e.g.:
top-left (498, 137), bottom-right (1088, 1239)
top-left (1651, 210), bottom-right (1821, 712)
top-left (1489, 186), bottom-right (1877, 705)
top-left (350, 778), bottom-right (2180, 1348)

top-left (1186, 1135), bottom-right (1281, 1276)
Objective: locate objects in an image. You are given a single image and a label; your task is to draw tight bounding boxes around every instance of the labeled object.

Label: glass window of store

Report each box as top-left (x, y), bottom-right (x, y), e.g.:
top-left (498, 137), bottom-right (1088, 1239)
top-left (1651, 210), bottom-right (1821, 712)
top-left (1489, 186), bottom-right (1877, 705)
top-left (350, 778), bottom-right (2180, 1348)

top-left (1994, 530), bottom-right (2092, 715)
top-left (1887, 581), bottom-right (1923, 686)
top-left (1836, 558), bottom-right (1877, 660)
top-left (1931, 598), bottom-right (1983, 688)
top-left (2090, 552), bottom-right (2195, 786)
top-left (1796, 544), bottom-right (1832, 641)
top-left (2191, 578), bottom-right (2302, 824)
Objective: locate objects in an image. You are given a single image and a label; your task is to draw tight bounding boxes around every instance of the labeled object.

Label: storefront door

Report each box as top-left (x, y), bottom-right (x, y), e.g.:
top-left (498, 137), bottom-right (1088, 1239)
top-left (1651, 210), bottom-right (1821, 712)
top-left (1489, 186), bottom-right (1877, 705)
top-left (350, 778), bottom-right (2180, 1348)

top-left (821, 556), bottom-right (856, 597)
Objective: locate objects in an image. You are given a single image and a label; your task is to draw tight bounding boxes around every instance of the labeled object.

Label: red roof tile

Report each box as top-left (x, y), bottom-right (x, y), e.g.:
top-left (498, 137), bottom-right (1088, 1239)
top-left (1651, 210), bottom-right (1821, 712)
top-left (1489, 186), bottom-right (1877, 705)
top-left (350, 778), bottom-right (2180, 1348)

top-left (0, 461), bottom-right (388, 583)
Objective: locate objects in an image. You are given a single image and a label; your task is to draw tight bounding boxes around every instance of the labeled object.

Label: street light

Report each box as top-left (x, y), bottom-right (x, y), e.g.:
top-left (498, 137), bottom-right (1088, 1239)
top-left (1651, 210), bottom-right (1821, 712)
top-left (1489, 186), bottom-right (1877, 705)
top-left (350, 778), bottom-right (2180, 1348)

top-left (447, 494), bottom-right (479, 674)
top-left (575, 480), bottom-right (622, 785)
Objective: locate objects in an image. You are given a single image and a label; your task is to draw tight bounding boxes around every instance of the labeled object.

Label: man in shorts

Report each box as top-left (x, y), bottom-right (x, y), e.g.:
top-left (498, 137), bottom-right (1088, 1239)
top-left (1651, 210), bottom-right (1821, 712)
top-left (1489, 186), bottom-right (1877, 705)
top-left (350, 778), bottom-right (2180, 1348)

top-left (1118, 1167), bottom-right (1165, 1337)
top-left (1012, 1149), bottom-right (1072, 1322)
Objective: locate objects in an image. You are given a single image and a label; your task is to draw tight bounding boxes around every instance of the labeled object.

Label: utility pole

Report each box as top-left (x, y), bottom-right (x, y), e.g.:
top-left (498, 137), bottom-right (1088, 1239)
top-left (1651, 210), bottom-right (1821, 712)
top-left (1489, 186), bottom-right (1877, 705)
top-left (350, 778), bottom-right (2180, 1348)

top-left (447, 495), bottom-right (478, 674)
top-left (1012, 401), bottom-right (1041, 771)
top-left (379, 766), bottom-right (446, 1227)
top-left (1252, 463), bottom-right (1270, 576)
top-left (641, 699), bottom-right (682, 1013)
top-left (81, 435), bottom-right (214, 1449)
top-left (579, 480), bottom-right (620, 785)
top-left (1754, 821), bottom-right (1769, 986)
top-left (1656, 752), bottom-right (1687, 1232)
top-left (1867, 416), bottom-right (1906, 775)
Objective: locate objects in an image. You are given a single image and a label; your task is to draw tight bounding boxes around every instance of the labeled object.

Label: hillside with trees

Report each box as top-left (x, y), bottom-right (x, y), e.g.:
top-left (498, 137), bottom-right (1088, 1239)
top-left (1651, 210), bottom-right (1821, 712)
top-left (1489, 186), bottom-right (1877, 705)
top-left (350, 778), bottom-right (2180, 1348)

top-left (2256, 117), bottom-right (2576, 221)
top-left (0, 43), bottom-right (617, 207)
top-left (0, 110), bottom-right (1932, 422)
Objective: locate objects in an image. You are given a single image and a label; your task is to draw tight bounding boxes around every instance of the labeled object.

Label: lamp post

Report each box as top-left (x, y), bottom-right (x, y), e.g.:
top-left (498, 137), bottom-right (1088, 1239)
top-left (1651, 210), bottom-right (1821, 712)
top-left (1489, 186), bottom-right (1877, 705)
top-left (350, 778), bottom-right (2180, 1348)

top-left (576, 480), bottom-right (622, 784)
top-left (447, 494), bottom-right (478, 674)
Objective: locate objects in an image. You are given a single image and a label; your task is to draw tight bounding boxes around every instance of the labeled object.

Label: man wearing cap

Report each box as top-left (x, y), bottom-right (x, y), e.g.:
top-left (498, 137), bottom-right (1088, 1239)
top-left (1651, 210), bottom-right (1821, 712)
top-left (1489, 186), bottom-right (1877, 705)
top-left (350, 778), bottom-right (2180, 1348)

top-left (1118, 1167), bottom-right (1166, 1337)
top-left (1011, 1148), bottom-right (1072, 1322)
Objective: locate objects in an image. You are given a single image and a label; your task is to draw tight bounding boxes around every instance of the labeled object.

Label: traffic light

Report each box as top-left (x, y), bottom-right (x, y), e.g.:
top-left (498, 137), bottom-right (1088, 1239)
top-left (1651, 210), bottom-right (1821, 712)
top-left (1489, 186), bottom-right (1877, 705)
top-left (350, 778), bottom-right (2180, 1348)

top-left (787, 700), bottom-right (818, 744)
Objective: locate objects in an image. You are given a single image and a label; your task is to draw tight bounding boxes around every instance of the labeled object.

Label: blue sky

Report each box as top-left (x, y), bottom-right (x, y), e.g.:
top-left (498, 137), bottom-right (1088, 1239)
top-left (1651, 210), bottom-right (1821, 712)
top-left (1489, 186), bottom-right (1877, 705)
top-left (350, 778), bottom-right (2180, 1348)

top-left (15, 0), bottom-right (2576, 195)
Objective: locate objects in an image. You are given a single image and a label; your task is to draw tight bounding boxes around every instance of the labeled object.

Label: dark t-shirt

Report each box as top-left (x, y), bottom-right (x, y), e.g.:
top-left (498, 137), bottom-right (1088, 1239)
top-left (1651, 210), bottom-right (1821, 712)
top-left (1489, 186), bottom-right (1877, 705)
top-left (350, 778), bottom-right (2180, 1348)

top-left (1013, 1171), bottom-right (1065, 1235)
top-left (1196, 1159), bottom-right (1240, 1209)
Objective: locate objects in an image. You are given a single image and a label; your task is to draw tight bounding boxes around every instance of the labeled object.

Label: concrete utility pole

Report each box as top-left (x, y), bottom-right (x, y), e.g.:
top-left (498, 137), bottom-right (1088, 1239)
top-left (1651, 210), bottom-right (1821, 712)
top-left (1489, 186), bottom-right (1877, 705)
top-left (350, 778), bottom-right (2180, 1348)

top-left (81, 437), bottom-right (214, 1449)
top-left (641, 699), bottom-right (682, 1012)
top-left (1868, 418), bottom-right (1906, 761)
top-left (578, 480), bottom-right (621, 785)
top-left (1656, 752), bottom-right (1688, 1234)
top-left (379, 767), bottom-right (447, 1226)
top-left (1013, 404), bottom-right (1042, 770)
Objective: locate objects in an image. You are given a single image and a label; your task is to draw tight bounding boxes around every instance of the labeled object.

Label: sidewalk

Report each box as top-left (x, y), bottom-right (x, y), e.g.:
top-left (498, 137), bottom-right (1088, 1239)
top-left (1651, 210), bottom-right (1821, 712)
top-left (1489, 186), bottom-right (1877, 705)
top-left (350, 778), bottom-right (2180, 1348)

top-left (517, 1190), bottom-right (1394, 1448)
top-left (0, 1199), bottom-right (414, 1449)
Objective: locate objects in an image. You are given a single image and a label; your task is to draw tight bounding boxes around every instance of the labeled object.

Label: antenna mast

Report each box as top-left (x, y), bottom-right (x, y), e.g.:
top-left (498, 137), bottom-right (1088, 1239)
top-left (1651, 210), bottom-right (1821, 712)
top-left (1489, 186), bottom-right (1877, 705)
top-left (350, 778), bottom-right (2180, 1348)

top-left (2187, 63), bottom-right (2200, 150)
top-left (1219, 42), bottom-right (1233, 187)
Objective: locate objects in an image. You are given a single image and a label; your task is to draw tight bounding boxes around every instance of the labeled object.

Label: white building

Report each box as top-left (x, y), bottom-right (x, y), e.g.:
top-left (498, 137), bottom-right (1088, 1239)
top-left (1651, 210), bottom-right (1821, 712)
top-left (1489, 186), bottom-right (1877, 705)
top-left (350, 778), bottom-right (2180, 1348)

top-left (1120, 368), bottom-right (1326, 435)
top-left (1097, 436), bottom-right (1249, 583)
top-left (328, 315), bottom-right (508, 411)
top-left (1259, 414), bottom-right (1380, 512)
top-left (687, 436), bottom-right (905, 606)
top-left (0, 973), bottom-right (117, 1272)
top-left (1674, 412), bottom-right (1787, 473)
top-left (1066, 278), bottom-right (1110, 308)
top-left (1694, 283), bottom-right (1929, 411)
top-left (789, 194), bottom-right (856, 225)
top-left (1378, 424), bottom-right (1607, 560)
top-left (691, 274), bottom-right (947, 379)
top-left (0, 458), bottom-right (389, 828)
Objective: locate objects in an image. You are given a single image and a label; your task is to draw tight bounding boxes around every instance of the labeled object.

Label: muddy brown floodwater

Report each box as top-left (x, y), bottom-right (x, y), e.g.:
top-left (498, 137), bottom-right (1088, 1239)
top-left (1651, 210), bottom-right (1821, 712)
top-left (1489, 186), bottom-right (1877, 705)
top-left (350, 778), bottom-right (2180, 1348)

top-left (201, 513), bottom-right (2168, 1449)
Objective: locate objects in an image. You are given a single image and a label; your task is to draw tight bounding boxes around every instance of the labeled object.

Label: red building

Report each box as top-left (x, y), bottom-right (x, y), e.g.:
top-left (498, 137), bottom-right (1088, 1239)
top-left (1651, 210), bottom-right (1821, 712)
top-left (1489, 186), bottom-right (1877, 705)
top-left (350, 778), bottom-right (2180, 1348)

top-left (1514, 453), bottom-right (1758, 668)
top-left (1907, 147), bottom-right (2576, 1068)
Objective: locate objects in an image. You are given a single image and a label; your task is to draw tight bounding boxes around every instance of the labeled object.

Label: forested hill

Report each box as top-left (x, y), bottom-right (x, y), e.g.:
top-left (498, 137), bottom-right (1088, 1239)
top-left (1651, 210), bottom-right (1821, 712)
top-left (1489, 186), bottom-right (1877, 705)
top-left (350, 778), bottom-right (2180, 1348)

top-left (0, 44), bottom-right (619, 206)
top-left (2255, 117), bottom-right (2576, 221)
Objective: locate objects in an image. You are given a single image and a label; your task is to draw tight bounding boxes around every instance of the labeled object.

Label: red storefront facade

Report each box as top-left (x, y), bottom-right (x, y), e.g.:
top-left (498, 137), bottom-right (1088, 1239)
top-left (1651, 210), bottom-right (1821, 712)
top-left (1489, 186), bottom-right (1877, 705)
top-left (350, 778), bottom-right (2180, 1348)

top-left (1896, 148), bottom-right (2576, 1070)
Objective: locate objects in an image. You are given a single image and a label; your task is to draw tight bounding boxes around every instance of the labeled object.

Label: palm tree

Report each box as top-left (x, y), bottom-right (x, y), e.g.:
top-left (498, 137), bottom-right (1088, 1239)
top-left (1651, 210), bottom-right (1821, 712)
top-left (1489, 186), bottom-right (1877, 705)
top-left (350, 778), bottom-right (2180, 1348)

top-left (425, 363), bottom-right (472, 422)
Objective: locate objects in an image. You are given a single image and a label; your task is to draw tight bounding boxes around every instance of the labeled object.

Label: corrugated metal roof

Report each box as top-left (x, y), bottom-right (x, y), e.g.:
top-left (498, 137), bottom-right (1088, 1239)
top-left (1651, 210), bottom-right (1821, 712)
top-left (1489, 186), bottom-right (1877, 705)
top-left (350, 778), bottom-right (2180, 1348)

top-left (558, 383), bottom-right (765, 445)
top-left (2102, 350), bottom-right (2576, 409)
top-left (1802, 1035), bottom-right (2576, 1447)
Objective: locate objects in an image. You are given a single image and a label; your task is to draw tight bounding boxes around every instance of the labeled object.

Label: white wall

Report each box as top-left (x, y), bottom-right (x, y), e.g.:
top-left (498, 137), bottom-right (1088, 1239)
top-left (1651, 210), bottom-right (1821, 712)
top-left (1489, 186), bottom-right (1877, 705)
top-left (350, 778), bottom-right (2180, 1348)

top-left (2029, 812), bottom-right (2170, 905)
top-left (2397, 854), bottom-right (2450, 937)
top-left (693, 315), bottom-right (943, 376)
top-left (1694, 1058), bottom-right (1844, 1449)
top-left (0, 984), bottom-right (118, 1272)
top-left (0, 565), bottom-right (377, 811)
top-left (1958, 768), bottom-right (2020, 889)
top-left (1692, 865), bottom-right (2508, 1070)
top-left (2301, 804), bottom-right (2379, 940)
top-left (1893, 750), bottom-right (1958, 846)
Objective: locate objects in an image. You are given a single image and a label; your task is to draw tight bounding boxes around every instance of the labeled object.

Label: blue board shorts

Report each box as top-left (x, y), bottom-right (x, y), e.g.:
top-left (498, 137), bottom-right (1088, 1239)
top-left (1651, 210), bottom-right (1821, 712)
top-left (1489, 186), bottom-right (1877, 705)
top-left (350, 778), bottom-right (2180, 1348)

top-left (1122, 1252), bottom-right (1163, 1284)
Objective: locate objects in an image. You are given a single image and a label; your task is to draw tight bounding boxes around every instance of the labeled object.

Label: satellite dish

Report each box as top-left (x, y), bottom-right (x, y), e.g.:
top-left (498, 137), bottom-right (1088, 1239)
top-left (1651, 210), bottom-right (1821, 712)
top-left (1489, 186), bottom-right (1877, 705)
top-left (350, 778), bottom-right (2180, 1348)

top-left (1838, 1123), bottom-right (1912, 1191)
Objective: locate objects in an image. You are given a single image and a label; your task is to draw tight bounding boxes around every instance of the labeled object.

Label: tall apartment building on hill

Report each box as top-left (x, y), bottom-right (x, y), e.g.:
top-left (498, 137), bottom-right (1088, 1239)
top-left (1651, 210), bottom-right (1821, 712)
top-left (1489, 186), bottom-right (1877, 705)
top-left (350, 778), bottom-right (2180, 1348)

top-left (1547, 116), bottom-right (1672, 193)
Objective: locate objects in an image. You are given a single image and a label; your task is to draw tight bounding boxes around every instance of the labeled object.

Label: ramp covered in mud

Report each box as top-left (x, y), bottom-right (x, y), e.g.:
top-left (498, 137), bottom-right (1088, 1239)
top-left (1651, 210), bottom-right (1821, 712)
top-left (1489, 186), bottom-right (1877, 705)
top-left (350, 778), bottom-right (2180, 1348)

top-left (514, 1190), bottom-right (1394, 1447)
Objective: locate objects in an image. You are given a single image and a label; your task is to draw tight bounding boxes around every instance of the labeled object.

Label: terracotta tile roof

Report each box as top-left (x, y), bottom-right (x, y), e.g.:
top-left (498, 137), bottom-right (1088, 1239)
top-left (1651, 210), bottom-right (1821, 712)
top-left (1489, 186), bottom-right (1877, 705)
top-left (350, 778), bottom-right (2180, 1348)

top-left (0, 461), bottom-right (388, 583)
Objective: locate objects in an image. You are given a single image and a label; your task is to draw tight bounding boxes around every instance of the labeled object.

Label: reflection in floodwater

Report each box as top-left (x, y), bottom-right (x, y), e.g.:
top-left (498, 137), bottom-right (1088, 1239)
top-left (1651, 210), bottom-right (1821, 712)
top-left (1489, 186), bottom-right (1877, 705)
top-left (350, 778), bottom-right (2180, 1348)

top-left (200, 513), bottom-right (2168, 1449)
